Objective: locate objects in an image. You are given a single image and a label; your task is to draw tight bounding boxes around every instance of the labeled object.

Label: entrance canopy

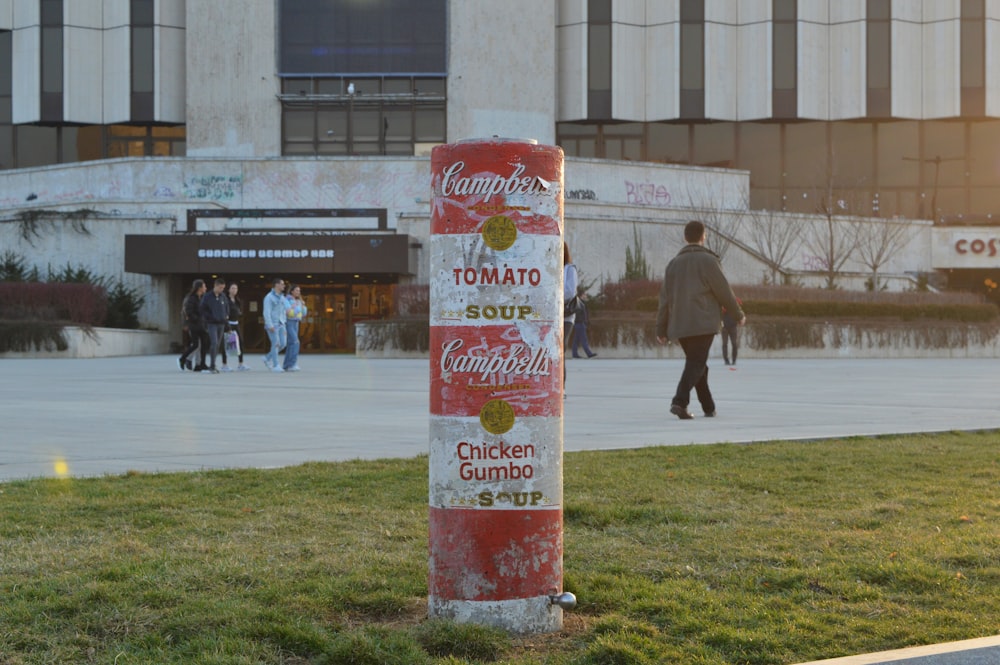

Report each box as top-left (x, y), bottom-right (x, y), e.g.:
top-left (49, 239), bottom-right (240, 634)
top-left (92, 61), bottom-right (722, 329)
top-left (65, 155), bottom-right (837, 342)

top-left (125, 233), bottom-right (417, 276)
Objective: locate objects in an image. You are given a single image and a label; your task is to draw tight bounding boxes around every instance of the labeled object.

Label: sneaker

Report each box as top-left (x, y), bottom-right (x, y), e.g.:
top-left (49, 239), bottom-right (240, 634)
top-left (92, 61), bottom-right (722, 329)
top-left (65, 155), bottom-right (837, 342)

top-left (237, 364), bottom-right (251, 371)
top-left (587, 353), bottom-right (598, 358)
top-left (200, 368), bottom-right (213, 374)
top-left (704, 411), bottom-right (717, 418)
top-left (271, 366), bottom-right (285, 373)
top-left (178, 356), bottom-right (186, 371)
top-left (221, 366), bottom-right (234, 373)
top-left (186, 360), bottom-right (193, 371)
top-left (287, 366), bottom-right (301, 372)
top-left (262, 356), bottom-right (273, 369)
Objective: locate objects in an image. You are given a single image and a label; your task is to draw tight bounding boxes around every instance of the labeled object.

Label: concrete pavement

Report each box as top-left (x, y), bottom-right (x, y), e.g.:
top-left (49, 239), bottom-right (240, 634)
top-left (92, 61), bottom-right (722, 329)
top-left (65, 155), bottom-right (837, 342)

top-left (3, 355), bottom-right (999, 482)
top-left (1, 354), bottom-right (998, 664)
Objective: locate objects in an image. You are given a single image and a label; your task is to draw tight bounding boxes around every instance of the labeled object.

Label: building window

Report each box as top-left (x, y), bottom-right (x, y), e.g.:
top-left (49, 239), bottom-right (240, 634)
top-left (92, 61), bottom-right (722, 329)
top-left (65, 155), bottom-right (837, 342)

top-left (0, 30), bottom-right (11, 169)
top-left (961, 0), bottom-right (985, 116)
top-left (131, 0), bottom-right (155, 120)
top-left (587, 0), bottom-right (612, 119)
top-left (107, 125), bottom-right (186, 158)
top-left (279, 0), bottom-right (446, 75)
top-left (679, 0), bottom-right (705, 119)
top-left (41, 0), bottom-right (63, 122)
top-left (866, 0), bottom-right (891, 117)
top-left (280, 77), bottom-right (445, 156)
top-left (772, 0), bottom-right (797, 118)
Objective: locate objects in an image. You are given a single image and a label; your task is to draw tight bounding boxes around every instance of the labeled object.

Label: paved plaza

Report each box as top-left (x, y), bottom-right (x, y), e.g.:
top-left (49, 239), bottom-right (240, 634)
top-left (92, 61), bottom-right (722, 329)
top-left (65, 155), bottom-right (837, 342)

top-left (2, 354), bottom-right (998, 664)
top-left (3, 354), bottom-right (999, 482)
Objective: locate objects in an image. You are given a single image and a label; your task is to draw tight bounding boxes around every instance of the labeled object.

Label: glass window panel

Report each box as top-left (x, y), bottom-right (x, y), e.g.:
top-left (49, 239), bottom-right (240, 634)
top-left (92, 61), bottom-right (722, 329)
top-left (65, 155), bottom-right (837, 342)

top-left (969, 187), bottom-right (1000, 219)
top-left (109, 124), bottom-right (146, 136)
top-left (830, 122), bottom-right (873, 188)
top-left (415, 78), bottom-right (445, 95)
top-left (17, 126), bottom-right (58, 167)
top-left (968, 121), bottom-right (1000, 186)
top-left (867, 0), bottom-right (891, 20)
top-left (278, 0), bottom-right (446, 75)
top-left (588, 25), bottom-right (611, 91)
top-left (693, 122), bottom-right (734, 166)
top-left (934, 188), bottom-right (966, 219)
top-left (680, 25), bottom-right (703, 90)
top-left (132, 26), bottom-right (154, 93)
top-left (41, 0), bottom-right (62, 25)
top-left (961, 19), bottom-right (984, 87)
top-left (353, 110), bottom-right (380, 140)
top-left (962, 0), bottom-right (985, 19)
top-left (131, 0), bottom-right (154, 26)
top-left (414, 108), bottom-right (445, 141)
top-left (152, 125), bottom-right (185, 138)
top-left (783, 187), bottom-right (816, 213)
top-left (773, 0), bottom-right (796, 21)
top-left (383, 110), bottom-right (411, 140)
top-left (785, 122), bottom-right (828, 187)
top-left (317, 109), bottom-right (347, 138)
top-left (317, 142), bottom-right (348, 155)
top-left (283, 78), bottom-right (314, 94)
top-left (73, 125), bottom-right (103, 161)
top-left (867, 22), bottom-right (890, 88)
top-left (152, 141), bottom-right (172, 156)
top-left (588, 0), bottom-right (611, 23)
top-left (738, 123), bottom-right (782, 188)
top-left (681, 0), bottom-right (704, 22)
top-left (648, 123), bottom-right (689, 163)
top-left (383, 78), bottom-right (411, 94)
top-left (42, 28), bottom-right (63, 93)
top-left (284, 109), bottom-right (315, 141)
top-left (348, 78), bottom-right (380, 95)
top-left (383, 142), bottom-right (412, 155)
top-left (0, 32), bottom-right (11, 93)
top-left (350, 142), bottom-right (382, 155)
top-left (774, 23), bottom-right (796, 90)
top-left (923, 122), bottom-right (966, 187)
top-left (575, 137), bottom-right (597, 158)
top-left (750, 187), bottom-right (783, 210)
top-left (0, 127), bottom-right (12, 169)
top-left (876, 121), bottom-right (918, 187)
top-left (559, 122), bottom-right (596, 137)
top-left (283, 143), bottom-right (316, 156)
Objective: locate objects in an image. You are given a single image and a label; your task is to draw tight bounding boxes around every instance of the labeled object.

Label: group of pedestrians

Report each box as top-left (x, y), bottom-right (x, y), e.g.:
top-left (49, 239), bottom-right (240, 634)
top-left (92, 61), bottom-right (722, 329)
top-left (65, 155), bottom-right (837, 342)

top-left (178, 276), bottom-right (307, 374)
top-left (179, 278), bottom-right (250, 374)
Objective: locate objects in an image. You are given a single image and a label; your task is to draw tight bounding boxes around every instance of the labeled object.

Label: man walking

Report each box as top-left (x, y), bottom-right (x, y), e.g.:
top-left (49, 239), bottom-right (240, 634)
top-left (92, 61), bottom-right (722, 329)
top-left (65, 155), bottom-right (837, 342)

top-left (656, 220), bottom-right (745, 419)
top-left (262, 277), bottom-right (287, 372)
top-left (199, 277), bottom-right (230, 374)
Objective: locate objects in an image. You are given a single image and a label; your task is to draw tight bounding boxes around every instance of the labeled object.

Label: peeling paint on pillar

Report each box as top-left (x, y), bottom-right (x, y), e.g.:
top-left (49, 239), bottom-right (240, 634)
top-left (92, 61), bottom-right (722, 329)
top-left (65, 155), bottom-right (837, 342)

top-left (428, 138), bottom-right (565, 634)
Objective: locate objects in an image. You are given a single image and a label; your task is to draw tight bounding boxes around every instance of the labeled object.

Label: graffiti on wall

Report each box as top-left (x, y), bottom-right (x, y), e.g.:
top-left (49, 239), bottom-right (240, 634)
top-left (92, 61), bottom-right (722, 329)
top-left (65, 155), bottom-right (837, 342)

top-left (625, 181), bottom-right (671, 206)
top-left (183, 175), bottom-right (242, 201)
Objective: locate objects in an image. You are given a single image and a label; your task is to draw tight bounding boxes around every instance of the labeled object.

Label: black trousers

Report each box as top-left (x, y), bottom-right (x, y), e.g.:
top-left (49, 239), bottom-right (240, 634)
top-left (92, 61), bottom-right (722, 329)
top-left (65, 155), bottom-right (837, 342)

top-left (673, 333), bottom-right (715, 413)
top-left (180, 327), bottom-right (209, 368)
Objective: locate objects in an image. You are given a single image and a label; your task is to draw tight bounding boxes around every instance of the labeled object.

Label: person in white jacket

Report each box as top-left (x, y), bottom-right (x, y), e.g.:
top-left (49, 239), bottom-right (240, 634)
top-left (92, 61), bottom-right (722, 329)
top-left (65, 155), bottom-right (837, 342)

top-left (262, 277), bottom-right (288, 372)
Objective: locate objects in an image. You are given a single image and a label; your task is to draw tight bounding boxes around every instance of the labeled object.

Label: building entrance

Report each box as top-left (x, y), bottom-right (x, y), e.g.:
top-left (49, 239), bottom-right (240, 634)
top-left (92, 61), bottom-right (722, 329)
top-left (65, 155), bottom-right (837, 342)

top-left (184, 276), bottom-right (395, 354)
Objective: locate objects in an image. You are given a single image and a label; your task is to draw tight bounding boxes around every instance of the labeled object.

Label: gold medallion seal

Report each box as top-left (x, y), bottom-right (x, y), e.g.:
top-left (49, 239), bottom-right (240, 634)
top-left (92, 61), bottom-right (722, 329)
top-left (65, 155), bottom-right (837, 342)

top-left (480, 398), bottom-right (516, 435)
top-left (481, 215), bottom-right (517, 251)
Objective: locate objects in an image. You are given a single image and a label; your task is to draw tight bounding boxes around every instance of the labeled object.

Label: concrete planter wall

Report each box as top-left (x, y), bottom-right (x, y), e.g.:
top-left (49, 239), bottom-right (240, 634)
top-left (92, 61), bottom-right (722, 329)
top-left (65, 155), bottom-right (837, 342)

top-left (355, 318), bottom-right (1000, 359)
top-left (0, 327), bottom-right (172, 359)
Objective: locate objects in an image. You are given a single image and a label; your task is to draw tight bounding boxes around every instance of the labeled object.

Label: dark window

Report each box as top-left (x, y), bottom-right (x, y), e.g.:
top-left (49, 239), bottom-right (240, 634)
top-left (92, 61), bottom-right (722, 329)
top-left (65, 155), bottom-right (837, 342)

top-left (773, 1), bottom-right (797, 118)
top-left (0, 30), bottom-right (10, 168)
top-left (679, 2), bottom-right (704, 118)
top-left (587, 0), bottom-right (612, 119)
top-left (40, 0), bottom-right (63, 122)
top-left (279, 0), bottom-right (447, 75)
top-left (131, 0), bottom-right (155, 120)
top-left (280, 76), bottom-right (445, 156)
top-left (866, 0), bottom-right (891, 117)
top-left (961, 0), bottom-right (985, 116)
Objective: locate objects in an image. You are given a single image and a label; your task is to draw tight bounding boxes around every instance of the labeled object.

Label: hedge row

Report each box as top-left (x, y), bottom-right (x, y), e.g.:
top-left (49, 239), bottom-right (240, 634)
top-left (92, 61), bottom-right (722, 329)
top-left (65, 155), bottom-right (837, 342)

top-left (631, 295), bottom-right (998, 322)
top-left (0, 282), bottom-right (108, 325)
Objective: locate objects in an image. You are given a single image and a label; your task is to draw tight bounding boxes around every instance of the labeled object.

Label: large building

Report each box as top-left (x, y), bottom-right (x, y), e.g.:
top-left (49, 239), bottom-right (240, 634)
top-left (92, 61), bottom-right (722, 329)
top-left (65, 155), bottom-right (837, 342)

top-left (1, 0), bottom-right (998, 351)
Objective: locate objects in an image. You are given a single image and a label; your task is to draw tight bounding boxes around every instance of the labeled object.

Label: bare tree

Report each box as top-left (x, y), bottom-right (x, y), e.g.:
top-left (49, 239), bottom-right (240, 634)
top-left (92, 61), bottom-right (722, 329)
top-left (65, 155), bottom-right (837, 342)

top-left (688, 177), bottom-right (745, 261)
top-left (853, 217), bottom-right (914, 290)
top-left (800, 164), bottom-right (865, 289)
top-left (743, 207), bottom-right (802, 285)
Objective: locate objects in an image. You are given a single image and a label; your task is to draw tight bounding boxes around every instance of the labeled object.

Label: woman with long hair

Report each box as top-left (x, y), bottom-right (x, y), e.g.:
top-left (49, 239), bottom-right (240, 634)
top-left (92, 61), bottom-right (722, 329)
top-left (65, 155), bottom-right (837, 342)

top-left (220, 282), bottom-right (250, 371)
top-left (178, 279), bottom-right (209, 371)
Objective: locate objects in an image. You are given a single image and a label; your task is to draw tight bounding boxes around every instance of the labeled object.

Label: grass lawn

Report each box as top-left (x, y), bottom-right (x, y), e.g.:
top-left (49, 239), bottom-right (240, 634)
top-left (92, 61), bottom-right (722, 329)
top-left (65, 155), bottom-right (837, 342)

top-left (1, 431), bottom-right (998, 664)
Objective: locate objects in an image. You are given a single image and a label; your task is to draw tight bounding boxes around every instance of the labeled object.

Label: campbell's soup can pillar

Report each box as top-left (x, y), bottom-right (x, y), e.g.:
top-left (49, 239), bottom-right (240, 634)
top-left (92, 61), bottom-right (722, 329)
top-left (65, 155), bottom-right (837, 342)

top-left (428, 138), bottom-right (566, 634)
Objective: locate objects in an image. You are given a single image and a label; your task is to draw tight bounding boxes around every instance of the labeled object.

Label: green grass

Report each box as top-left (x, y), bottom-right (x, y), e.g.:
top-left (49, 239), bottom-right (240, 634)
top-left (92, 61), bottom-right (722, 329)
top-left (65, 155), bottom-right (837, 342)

top-left (1, 432), bottom-right (998, 664)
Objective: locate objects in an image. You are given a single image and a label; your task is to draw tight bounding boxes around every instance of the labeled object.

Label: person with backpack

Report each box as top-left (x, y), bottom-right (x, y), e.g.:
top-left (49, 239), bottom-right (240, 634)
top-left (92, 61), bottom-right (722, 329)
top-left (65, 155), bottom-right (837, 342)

top-left (178, 279), bottom-right (209, 371)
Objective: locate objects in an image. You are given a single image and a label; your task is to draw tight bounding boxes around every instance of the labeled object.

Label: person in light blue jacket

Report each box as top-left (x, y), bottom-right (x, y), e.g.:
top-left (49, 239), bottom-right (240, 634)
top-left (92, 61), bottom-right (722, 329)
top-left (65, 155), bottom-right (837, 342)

top-left (262, 277), bottom-right (287, 372)
top-left (283, 284), bottom-right (307, 372)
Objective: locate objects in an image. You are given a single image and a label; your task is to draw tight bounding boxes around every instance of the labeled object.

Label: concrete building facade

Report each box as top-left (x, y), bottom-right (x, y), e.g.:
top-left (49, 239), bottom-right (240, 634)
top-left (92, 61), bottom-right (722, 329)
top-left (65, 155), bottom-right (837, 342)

top-left (0, 0), bottom-right (997, 352)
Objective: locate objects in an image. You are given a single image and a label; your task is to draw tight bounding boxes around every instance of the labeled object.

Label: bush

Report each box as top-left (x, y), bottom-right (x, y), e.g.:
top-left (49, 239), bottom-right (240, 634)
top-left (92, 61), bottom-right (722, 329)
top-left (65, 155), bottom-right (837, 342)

top-left (393, 283), bottom-right (429, 318)
top-left (599, 280), bottom-right (660, 310)
top-left (0, 320), bottom-right (68, 353)
top-left (104, 281), bottom-right (145, 329)
top-left (0, 282), bottom-right (107, 325)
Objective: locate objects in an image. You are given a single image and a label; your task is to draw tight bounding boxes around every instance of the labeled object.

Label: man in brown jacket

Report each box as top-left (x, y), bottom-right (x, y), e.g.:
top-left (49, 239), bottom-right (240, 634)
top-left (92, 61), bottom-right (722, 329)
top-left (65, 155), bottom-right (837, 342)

top-left (656, 221), bottom-right (745, 419)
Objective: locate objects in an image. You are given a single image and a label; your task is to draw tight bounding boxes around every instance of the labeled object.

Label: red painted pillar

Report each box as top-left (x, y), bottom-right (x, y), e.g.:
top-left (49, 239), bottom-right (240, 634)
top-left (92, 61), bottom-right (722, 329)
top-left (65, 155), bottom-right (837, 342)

top-left (428, 138), bottom-right (565, 633)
